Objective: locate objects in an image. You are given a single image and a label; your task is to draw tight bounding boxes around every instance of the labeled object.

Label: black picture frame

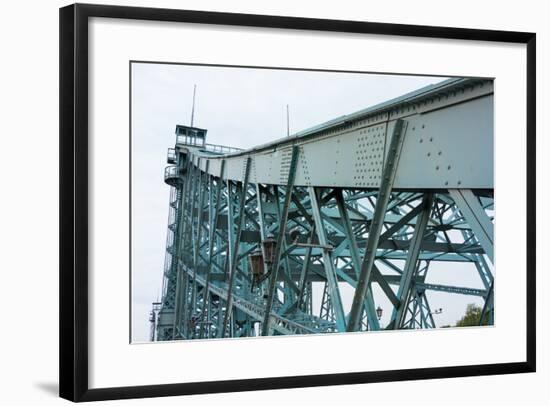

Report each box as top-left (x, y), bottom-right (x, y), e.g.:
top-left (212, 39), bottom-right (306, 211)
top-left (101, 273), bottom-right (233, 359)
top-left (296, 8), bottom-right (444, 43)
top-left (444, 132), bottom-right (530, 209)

top-left (59, 3), bottom-right (536, 402)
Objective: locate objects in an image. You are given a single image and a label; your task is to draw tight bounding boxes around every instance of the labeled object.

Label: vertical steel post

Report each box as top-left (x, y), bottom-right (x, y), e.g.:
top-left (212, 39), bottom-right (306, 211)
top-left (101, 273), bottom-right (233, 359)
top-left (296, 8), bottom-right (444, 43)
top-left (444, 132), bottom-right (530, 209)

top-left (272, 185), bottom-right (295, 303)
top-left (220, 158), bottom-right (251, 338)
top-left (192, 161), bottom-right (209, 308)
top-left (347, 119), bottom-right (408, 332)
top-left (261, 146), bottom-right (299, 336)
top-left (255, 184), bottom-right (270, 276)
top-left (390, 193), bottom-right (433, 329)
top-left (309, 187), bottom-right (347, 331)
top-left (170, 157), bottom-right (191, 339)
top-left (296, 226), bottom-right (315, 311)
top-left (335, 189), bottom-right (380, 330)
top-left (479, 280), bottom-right (494, 325)
top-left (199, 160), bottom-right (225, 338)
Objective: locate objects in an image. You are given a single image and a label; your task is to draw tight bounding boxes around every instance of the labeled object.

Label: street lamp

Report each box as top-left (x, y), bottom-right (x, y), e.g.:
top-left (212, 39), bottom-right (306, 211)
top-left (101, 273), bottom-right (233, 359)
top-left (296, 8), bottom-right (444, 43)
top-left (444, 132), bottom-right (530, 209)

top-left (248, 248), bottom-right (264, 277)
top-left (430, 308), bottom-right (443, 315)
top-left (248, 248), bottom-right (265, 293)
top-left (262, 234), bottom-right (277, 265)
top-left (376, 306), bottom-right (383, 320)
top-left (289, 227), bottom-right (301, 244)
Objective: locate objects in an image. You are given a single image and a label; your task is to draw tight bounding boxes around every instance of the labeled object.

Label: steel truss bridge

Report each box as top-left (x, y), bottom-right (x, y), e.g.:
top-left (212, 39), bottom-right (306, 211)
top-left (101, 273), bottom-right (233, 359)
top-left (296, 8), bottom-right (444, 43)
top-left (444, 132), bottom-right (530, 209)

top-left (150, 77), bottom-right (494, 341)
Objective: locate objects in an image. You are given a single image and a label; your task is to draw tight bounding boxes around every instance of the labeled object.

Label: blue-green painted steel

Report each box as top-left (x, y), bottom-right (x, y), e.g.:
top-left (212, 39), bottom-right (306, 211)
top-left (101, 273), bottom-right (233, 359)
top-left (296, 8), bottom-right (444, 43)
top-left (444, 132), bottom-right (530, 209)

top-left (151, 78), bottom-right (495, 340)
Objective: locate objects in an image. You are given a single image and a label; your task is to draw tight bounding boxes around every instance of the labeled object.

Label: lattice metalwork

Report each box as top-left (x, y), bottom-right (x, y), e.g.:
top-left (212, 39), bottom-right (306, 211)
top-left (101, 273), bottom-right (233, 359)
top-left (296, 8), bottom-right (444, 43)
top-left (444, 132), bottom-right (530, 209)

top-left (151, 78), bottom-right (495, 340)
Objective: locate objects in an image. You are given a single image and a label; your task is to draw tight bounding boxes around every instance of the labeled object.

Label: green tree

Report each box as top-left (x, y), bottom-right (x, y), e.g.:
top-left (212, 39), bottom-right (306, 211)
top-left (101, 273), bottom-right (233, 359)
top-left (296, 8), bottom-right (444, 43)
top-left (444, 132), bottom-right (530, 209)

top-left (455, 303), bottom-right (490, 327)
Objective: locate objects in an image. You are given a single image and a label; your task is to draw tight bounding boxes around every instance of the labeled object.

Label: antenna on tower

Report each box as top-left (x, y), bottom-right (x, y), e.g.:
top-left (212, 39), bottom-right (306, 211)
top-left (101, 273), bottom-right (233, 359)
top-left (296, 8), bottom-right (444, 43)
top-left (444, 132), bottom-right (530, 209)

top-left (286, 104), bottom-right (290, 137)
top-left (190, 84), bottom-right (197, 127)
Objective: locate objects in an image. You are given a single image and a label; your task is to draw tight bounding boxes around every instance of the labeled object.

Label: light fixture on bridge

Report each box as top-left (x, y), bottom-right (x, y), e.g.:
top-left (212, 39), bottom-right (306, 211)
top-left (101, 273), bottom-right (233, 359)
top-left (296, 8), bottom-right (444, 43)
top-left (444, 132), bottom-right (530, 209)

top-left (289, 227), bottom-right (301, 244)
top-left (248, 248), bottom-right (264, 277)
top-left (262, 234), bottom-right (277, 265)
top-left (376, 306), bottom-right (383, 321)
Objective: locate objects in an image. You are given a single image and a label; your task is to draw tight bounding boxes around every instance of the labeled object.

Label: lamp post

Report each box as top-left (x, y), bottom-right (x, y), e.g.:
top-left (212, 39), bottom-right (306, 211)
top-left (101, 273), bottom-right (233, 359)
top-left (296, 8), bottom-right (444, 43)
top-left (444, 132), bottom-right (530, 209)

top-left (262, 234), bottom-right (277, 266)
top-left (289, 227), bottom-right (301, 244)
top-left (376, 306), bottom-right (383, 320)
top-left (375, 305), bottom-right (384, 329)
top-left (248, 235), bottom-right (276, 296)
top-left (248, 248), bottom-right (264, 292)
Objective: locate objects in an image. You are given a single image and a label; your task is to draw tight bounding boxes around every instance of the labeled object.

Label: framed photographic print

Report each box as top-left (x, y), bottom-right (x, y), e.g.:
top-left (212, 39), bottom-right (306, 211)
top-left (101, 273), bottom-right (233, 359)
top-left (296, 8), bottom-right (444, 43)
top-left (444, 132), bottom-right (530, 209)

top-left (59, 3), bottom-right (536, 402)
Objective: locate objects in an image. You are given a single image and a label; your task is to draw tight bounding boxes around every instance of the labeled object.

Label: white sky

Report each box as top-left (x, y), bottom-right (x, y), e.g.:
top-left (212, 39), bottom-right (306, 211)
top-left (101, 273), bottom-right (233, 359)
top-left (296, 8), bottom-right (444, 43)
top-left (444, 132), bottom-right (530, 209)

top-left (131, 62), bottom-right (485, 342)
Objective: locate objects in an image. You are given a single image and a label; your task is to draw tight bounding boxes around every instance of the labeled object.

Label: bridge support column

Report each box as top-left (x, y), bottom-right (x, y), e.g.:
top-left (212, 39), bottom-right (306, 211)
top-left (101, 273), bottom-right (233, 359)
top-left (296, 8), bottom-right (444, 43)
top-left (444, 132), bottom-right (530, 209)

top-left (221, 158), bottom-right (251, 338)
top-left (389, 193), bottom-right (433, 329)
top-left (310, 187), bottom-right (347, 331)
top-left (199, 160), bottom-right (225, 338)
top-left (347, 119), bottom-right (408, 332)
top-left (262, 146), bottom-right (300, 336)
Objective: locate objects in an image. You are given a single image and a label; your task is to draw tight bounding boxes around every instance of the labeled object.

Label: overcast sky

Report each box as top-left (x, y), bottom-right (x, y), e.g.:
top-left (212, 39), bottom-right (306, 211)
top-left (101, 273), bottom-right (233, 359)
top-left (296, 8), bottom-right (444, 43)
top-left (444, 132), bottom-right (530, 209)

top-left (131, 62), bottom-right (486, 342)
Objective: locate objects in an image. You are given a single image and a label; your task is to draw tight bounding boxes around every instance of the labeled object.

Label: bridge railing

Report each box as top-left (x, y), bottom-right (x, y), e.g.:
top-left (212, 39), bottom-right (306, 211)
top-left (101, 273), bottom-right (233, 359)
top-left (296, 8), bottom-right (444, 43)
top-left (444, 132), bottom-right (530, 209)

top-left (203, 143), bottom-right (243, 154)
top-left (164, 166), bottom-right (181, 186)
top-left (167, 148), bottom-right (176, 164)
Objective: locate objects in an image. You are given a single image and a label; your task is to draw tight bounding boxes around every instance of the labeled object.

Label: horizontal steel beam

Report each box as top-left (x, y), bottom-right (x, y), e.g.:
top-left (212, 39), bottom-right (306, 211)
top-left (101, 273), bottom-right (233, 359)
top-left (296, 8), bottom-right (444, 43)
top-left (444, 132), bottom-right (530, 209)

top-left (179, 79), bottom-right (493, 190)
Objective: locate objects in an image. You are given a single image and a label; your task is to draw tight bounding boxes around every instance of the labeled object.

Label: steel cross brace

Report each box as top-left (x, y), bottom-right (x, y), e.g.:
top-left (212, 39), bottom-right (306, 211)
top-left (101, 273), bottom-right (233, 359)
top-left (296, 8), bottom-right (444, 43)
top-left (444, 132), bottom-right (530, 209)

top-left (449, 189), bottom-right (494, 262)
